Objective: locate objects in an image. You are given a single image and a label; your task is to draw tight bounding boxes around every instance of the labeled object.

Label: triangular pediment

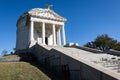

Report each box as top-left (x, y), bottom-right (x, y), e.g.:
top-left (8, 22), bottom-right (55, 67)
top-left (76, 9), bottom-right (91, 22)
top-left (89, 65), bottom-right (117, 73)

top-left (28, 8), bottom-right (67, 22)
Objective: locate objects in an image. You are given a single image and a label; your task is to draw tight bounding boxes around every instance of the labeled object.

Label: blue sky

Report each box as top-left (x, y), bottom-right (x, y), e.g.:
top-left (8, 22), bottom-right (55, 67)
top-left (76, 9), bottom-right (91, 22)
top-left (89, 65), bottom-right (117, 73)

top-left (0, 0), bottom-right (120, 53)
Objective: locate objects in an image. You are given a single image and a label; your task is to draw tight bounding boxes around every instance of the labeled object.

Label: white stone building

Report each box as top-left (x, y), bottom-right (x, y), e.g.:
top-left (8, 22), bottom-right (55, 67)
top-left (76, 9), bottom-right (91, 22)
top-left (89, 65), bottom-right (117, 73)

top-left (16, 6), bottom-right (67, 51)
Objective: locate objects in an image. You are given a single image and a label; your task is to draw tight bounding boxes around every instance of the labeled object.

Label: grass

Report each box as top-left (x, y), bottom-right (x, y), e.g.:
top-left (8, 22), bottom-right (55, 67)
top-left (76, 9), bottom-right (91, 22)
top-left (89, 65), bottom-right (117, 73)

top-left (0, 62), bottom-right (51, 80)
top-left (0, 55), bottom-right (19, 59)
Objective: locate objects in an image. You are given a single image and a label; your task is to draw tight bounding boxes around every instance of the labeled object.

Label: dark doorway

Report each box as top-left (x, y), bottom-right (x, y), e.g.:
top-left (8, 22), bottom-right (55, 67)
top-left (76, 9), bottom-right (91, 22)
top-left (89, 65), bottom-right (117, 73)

top-left (45, 37), bottom-right (48, 45)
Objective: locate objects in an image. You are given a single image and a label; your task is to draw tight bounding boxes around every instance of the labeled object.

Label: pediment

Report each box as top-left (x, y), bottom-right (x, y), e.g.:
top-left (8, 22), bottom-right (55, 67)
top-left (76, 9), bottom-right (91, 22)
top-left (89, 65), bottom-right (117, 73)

top-left (28, 8), bottom-right (67, 22)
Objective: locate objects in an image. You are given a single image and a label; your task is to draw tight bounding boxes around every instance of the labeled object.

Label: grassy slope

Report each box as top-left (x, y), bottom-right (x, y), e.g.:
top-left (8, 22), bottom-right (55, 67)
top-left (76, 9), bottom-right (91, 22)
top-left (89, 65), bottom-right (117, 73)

top-left (0, 62), bottom-right (51, 80)
top-left (0, 55), bottom-right (19, 59)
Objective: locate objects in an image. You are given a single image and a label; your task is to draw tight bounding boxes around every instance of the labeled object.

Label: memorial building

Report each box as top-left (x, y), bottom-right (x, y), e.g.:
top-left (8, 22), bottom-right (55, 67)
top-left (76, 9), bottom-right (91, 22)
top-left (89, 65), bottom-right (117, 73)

top-left (16, 5), bottom-right (67, 50)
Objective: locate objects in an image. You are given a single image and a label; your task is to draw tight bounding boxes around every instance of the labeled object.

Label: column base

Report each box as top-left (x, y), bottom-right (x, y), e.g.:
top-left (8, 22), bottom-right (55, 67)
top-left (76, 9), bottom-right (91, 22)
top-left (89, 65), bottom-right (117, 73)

top-left (37, 42), bottom-right (46, 46)
top-left (53, 43), bottom-right (57, 46)
top-left (41, 43), bottom-right (46, 45)
top-left (29, 40), bottom-right (37, 48)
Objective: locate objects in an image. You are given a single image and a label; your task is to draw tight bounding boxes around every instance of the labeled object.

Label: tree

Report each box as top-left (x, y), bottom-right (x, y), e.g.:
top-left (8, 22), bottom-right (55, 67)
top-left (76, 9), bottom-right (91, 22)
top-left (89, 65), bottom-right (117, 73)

top-left (10, 51), bottom-right (14, 55)
top-left (1, 49), bottom-right (8, 56)
top-left (113, 42), bottom-right (120, 51)
top-left (84, 34), bottom-right (118, 51)
top-left (94, 34), bottom-right (117, 50)
top-left (84, 41), bottom-right (96, 48)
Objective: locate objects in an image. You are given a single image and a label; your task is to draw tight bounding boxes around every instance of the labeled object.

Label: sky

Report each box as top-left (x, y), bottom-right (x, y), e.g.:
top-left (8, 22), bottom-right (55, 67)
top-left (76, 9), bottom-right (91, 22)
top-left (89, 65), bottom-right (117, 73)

top-left (0, 0), bottom-right (120, 53)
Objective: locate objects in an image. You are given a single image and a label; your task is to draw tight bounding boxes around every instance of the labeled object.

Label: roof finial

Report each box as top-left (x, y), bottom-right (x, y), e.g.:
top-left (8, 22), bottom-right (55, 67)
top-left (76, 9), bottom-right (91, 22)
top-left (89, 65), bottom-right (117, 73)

top-left (45, 4), bottom-right (53, 10)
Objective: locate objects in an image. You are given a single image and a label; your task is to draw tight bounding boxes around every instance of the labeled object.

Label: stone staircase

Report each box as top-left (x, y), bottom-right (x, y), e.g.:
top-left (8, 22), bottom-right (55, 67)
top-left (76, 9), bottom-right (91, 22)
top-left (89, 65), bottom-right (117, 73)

top-left (32, 44), bottom-right (120, 80)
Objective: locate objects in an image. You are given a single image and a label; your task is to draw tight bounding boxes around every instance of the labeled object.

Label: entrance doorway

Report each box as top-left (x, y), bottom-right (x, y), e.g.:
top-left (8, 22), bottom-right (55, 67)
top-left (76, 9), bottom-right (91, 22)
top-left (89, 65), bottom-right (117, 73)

top-left (45, 37), bottom-right (48, 45)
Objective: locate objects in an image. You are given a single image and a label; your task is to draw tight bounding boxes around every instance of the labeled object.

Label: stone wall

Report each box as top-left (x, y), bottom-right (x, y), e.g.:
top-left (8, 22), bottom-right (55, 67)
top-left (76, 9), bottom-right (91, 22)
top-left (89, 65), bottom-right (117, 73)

top-left (104, 50), bottom-right (120, 56)
top-left (16, 24), bottom-right (30, 50)
top-left (32, 44), bottom-right (117, 80)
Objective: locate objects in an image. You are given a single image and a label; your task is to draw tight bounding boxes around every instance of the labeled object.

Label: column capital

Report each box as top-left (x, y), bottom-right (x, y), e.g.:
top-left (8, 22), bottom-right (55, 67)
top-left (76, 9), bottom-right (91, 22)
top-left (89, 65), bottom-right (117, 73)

top-left (42, 22), bottom-right (45, 24)
top-left (62, 23), bottom-right (65, 26)
top-left (30, 20), bottom-right (34, 23)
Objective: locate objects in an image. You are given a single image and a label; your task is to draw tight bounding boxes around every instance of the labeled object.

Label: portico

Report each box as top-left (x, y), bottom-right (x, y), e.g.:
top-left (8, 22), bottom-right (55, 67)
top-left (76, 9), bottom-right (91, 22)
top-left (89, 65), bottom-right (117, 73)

top-left (30, 19), bottom-right (66, 46)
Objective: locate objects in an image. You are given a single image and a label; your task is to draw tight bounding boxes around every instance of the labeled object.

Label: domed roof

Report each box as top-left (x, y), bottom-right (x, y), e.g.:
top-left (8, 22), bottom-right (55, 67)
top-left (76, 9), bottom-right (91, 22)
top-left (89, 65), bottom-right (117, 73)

top-left (28, 8), bottom-right (67, 22)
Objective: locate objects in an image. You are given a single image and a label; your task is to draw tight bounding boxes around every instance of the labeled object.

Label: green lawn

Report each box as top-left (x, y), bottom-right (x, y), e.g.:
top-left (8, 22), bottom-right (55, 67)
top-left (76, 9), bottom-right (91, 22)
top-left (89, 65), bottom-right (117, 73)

top-left (0, 62), bottom-right (51, 80)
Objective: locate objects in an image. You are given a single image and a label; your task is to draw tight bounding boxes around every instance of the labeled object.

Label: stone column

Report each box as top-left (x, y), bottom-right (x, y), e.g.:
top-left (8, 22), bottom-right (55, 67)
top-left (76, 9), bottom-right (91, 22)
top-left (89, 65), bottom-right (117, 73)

top-left (37, 37), bottom-right (40, 44)
top-left (57, 28), bottom-right (61, 45)
top-left (42, 22), bottom-right (45, 45)
top-left (52, 24), bottom-right (56, 45)
top-left (30, 21), bottom-right (34, 41)
top-left (62, 25), bottom-right (66, 45)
